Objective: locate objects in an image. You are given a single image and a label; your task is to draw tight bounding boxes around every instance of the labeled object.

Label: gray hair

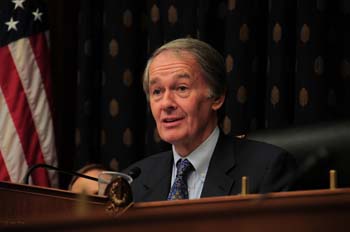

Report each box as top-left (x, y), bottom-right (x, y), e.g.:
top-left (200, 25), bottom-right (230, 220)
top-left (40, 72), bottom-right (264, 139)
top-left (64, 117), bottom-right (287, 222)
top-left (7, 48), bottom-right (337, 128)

top-left (143, 38), bottom-right (227, 101)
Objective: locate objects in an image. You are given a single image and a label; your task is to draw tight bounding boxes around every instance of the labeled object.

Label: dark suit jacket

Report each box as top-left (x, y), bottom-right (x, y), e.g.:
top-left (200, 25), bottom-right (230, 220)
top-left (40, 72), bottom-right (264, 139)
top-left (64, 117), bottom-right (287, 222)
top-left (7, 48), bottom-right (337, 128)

top-left (127, 133), bottom-right (296, 202)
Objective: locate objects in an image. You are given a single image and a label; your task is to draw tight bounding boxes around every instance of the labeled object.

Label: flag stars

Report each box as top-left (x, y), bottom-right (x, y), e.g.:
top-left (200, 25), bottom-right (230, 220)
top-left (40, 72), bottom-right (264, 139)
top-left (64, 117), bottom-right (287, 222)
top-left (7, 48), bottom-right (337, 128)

top-left (32, 8), bottom-right (43, 21)
top-left (12, 0), bottom-right (26, 10)
top-left (5, 17), bottom-right (19, 31)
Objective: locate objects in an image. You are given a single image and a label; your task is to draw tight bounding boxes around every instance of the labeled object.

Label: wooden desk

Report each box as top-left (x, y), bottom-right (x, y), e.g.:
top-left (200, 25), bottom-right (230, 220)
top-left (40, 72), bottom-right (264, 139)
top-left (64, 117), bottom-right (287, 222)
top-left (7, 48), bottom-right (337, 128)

top-left (1, 181), bottom-right (350, 231)
top-left (0, 181), bottom-right (107, 224)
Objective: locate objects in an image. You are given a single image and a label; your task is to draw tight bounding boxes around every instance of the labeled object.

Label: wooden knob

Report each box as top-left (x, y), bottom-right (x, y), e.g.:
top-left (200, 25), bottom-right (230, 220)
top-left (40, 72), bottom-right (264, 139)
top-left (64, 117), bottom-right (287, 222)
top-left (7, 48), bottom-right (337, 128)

top-left (329, 170), bottom-right (337, 190)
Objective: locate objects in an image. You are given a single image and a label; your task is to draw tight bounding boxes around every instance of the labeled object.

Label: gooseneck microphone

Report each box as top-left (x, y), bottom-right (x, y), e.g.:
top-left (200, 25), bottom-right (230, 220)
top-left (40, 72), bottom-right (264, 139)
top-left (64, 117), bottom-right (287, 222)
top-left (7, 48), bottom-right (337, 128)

top-left (22, 163), bottom-right (97, 184)
top-left (22, 163), bottom-right (141, 185)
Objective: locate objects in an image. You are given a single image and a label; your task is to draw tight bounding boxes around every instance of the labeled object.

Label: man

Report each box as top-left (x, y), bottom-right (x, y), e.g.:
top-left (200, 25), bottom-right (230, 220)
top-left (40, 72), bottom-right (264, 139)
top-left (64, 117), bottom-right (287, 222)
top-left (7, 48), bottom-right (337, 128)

top-left (127, 38), bottom-right (296, 202)
top-left (69, 164), bottom-right (104, 195)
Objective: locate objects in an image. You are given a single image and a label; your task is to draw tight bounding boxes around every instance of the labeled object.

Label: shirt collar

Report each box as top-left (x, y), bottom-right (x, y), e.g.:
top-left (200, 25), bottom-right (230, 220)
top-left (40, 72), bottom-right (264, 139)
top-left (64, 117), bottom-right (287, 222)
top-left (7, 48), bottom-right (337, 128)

top-left (172, 127), bottom-right (220, 177)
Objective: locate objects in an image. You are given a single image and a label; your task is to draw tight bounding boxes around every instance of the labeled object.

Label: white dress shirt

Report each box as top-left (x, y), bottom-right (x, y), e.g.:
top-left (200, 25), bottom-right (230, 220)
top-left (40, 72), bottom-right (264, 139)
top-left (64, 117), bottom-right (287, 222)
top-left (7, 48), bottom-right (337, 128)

top-left (170, 127), bottom-right (220, 199)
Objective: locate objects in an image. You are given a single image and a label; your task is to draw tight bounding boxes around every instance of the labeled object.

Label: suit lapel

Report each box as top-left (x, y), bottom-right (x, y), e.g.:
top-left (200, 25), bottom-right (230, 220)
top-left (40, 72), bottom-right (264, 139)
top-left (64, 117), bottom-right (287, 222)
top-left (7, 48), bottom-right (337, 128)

top-left (138, 133), bottom-right (237, 201)
top-left (141, 152), bottom-right (173, 201)
top-left (201, 133), bottom-right (236, 198)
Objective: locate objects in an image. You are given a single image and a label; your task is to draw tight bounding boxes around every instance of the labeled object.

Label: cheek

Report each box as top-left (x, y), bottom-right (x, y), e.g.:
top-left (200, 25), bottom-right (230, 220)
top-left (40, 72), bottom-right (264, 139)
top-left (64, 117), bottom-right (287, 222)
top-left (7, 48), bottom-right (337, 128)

top-left (186, 103), bottom-right (203, 122)
top-left (150, 102), bottom-right (159, 119)
top-left (188, 101), bottom-right (212, 121)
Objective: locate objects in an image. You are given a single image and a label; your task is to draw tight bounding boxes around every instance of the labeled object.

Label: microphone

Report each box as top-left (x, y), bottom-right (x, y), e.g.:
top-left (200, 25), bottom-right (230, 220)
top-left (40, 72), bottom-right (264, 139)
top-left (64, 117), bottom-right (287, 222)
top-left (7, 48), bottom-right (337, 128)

top-left (22, 163), bottom-right (141, 185)
top-left (22, 163), bottom-right (98, 185)
top-left (263, 147), bottom-right (330, 193)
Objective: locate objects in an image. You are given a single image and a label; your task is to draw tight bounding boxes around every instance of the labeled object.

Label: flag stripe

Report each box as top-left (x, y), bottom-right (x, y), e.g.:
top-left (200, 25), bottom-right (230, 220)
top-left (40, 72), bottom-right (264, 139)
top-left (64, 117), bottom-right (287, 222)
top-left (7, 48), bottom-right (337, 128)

top-left (29, 32), bottom-right (54, 113)
top-left (0, 86), bottom-right (29, 183)
top-left (8, 36), bottom-right (57, 185)
top-left (27, 33), bottom-right (58, 186)
top-left (0, 47), bottom-right (31, 183)
top-left (0, 44), bottom-right (50, 186)
top-left (0, 151), bottom-right (11, 181)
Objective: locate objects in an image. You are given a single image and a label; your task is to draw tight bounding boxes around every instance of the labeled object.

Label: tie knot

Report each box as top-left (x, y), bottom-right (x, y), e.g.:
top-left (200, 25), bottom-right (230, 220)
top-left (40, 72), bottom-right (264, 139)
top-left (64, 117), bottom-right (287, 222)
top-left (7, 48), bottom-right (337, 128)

top-left (176, 159), bottom-right (193, 177)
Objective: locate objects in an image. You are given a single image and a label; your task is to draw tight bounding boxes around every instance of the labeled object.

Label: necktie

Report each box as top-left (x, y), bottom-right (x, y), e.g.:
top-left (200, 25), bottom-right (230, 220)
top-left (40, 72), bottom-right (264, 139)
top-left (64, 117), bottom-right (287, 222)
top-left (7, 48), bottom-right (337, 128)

top-left (167, 159), bottom-right (194, 200)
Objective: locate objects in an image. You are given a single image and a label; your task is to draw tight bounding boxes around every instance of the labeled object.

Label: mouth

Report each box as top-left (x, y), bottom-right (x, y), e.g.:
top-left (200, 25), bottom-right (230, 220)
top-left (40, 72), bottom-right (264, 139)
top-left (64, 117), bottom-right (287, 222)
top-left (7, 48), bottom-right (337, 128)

top-left (161, 117), bottom-right (184, 127)
top-left (163, 118), bottom-right (180, 122)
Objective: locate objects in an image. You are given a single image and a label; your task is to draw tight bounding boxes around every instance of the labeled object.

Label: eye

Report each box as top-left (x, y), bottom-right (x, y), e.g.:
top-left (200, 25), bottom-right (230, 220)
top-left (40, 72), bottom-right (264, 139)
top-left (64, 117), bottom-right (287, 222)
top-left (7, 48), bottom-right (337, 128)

top-left (177, 85), bottom-right (188, 92)
top-left (150, 87), bottom-right (163, 100)
top-left (152, 88), bottom-right (161, 95)
top-left (175, 85), bottom-right (190, 97)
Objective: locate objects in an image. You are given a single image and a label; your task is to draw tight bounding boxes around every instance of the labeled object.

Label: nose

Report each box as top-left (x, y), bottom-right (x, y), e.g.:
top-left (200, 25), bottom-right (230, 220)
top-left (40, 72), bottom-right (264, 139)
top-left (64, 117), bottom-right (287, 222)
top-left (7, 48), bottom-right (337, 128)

top-left (161, 90), bottom-right (177, 113)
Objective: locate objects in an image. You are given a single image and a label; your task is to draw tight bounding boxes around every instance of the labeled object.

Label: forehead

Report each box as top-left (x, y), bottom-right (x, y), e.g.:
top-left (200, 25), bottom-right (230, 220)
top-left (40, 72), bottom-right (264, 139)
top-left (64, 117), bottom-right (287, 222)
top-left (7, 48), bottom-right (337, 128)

top-left (149, 50), bottom-right (200, 78)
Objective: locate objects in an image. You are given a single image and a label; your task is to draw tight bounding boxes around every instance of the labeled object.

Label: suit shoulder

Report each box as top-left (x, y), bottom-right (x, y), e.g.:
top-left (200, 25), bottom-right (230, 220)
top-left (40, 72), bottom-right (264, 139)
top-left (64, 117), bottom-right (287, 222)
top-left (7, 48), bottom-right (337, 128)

top-left (229, 136), bottom-right (292, 163)
top-left (236, 138), bottom-right (287, 154)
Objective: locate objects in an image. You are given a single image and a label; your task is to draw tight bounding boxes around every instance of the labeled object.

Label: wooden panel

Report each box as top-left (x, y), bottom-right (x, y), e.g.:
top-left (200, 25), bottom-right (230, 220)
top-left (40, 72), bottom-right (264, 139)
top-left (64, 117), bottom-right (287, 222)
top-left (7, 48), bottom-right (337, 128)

top-left (0, 181), bottom-right (107, 226)
top-left (1, 181), bottom-right (350, 231)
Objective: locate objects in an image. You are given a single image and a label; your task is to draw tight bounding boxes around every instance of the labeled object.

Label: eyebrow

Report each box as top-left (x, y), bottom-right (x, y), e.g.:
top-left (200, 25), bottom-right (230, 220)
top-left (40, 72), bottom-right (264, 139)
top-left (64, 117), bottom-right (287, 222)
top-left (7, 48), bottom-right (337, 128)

top-left (149, 78), bottom-right (159, 87)
top-left (175, 73), bottom-right (190, 79)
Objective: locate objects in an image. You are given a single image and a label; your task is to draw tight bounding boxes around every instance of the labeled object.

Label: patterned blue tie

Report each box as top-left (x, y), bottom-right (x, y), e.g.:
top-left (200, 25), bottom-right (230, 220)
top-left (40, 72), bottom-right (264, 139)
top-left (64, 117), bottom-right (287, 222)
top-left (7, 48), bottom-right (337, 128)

top-left (167, 159), bottom-right (194, 200)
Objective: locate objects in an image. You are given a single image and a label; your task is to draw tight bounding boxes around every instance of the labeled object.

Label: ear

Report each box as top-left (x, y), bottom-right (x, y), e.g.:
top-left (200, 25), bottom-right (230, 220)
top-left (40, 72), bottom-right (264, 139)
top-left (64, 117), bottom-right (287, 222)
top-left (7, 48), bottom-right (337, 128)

top-left (211, 95), bottom-right (225, 111)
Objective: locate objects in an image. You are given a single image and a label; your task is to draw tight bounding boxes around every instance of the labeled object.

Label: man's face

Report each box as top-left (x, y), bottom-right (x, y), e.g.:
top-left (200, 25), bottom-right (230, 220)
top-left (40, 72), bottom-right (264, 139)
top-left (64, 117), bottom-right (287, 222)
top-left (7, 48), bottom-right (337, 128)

top-left (148, 50), bottom-right (224, 156)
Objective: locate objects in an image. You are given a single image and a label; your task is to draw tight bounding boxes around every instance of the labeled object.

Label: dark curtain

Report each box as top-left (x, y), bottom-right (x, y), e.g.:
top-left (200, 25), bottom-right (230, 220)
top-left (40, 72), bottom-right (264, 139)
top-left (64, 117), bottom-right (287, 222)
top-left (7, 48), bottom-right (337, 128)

top-left (73, 0), bottom-right (350, 171)
top-left (75, 0), bottom-right (147, 170)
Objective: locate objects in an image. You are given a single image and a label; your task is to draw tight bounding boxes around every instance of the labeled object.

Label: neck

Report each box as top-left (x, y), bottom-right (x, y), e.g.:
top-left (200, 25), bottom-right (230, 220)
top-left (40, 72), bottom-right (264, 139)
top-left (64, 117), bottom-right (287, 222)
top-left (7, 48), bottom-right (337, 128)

top-left (174, 125), bottom-right (218, 157)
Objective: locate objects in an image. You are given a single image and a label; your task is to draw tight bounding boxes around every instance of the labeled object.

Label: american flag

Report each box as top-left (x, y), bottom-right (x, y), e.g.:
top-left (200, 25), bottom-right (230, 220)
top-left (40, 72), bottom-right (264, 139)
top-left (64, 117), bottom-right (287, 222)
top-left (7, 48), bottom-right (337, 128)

top-left (0, 0), bottom-right (57, 187)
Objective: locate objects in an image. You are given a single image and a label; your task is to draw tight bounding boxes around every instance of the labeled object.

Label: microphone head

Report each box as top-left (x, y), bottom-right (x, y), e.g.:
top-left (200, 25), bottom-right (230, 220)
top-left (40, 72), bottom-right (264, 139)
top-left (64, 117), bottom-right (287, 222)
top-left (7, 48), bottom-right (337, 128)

top-left (128, 167), bottom-right (141, 180)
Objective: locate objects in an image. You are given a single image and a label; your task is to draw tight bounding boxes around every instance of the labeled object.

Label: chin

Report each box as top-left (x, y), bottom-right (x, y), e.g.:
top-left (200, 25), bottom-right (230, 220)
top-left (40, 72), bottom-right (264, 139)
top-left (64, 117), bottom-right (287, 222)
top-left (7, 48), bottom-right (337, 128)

top-left (159, 133), bottom-right (185, 145)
